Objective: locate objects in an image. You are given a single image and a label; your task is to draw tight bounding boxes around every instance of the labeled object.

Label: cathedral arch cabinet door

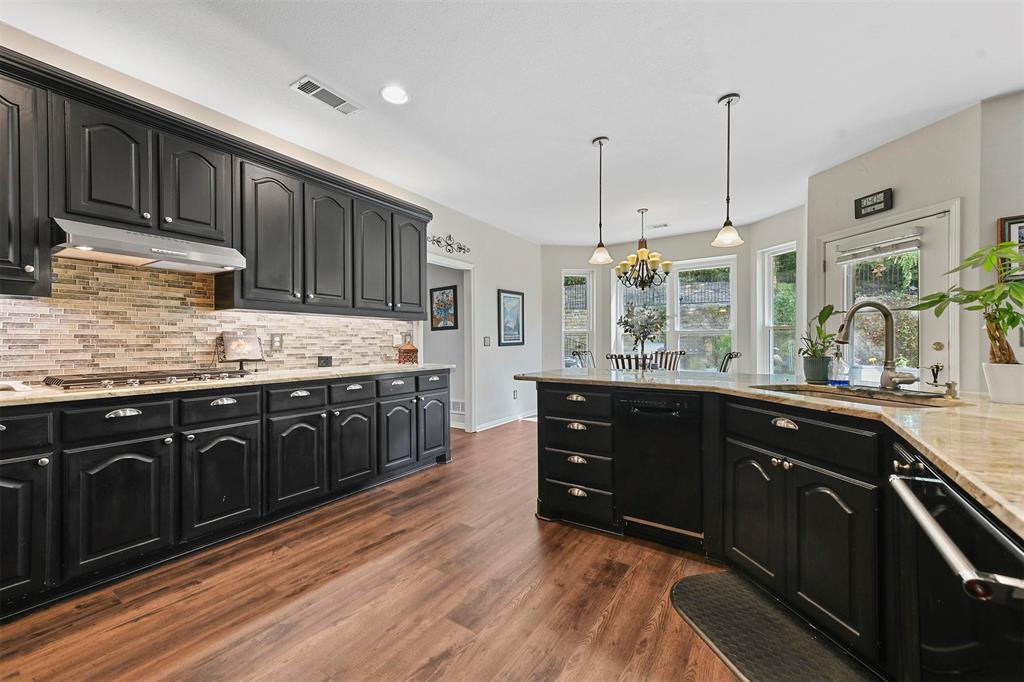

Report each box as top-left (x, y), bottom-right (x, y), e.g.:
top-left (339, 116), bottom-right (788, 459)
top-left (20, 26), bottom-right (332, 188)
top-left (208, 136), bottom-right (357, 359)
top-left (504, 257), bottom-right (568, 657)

top-left (240, 161), bottom-right (303, 305)
top-left (157, 133), bottom-right (231, 244)
top-left (417, 390), bottom-right (449, 462)
top-left (305, 183), bottom-right (354, 309)
top-left (53, 96), bottom-right (157, 229)
top-left (266, 410), bottom-right (328, 512)
top-left (63, 435), bottom-right (174, 580)
top-left (180, 421), bottom-right (261, 542)
top-left (329, 403), bottom-right (376, 492)
top-left (392, 214), bottom-right (426, 314)
top-left (0, 454), bottom-right (55, 603)
top-left (378, 397), bottom-right (417, 474)
top-left (353, 199), bottom-right (392, 311)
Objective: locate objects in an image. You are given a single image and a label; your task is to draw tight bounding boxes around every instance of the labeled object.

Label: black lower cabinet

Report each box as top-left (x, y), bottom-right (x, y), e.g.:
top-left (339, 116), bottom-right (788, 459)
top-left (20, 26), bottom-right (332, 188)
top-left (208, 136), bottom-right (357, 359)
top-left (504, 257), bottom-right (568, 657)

top-left (723, 439), bottom-right (787, 594)
top-left (63, 436), bottom-right (174, 580)
top-left (0, 454), bottom-right (54, 603)
top-left (329, 403), bottom-right (376, 491)
top-left (267, 411), bottom-right (328, 512)
top-left (378, 397), bottom-right (417, 474)
top-left (417, 391), bottom-right (449, 462)
top-left (785, 461), bottom-right (879, 661)
top-left (180, 421), bottom-right (261, 541)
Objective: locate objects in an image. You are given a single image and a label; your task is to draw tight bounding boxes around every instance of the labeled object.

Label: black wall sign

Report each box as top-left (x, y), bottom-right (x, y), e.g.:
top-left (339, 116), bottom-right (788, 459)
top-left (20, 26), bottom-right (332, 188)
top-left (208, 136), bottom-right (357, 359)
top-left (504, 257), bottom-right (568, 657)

top-left (854, 188), bottom-right (893, 219)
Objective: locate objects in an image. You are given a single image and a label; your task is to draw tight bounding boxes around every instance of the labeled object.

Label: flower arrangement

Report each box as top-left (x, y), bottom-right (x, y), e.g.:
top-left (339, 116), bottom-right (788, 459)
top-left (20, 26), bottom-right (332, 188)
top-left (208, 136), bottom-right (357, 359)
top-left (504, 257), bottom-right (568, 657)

top-left (616, 304), bottom-right (667, 356)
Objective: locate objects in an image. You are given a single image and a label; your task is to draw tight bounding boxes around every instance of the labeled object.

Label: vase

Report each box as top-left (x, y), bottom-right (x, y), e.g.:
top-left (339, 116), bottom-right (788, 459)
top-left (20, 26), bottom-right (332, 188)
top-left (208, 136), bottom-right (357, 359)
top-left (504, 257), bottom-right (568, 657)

top-left (982, 363), bottom-right (1024, 404)
top-left (802, 357), bottom-right (832, 385)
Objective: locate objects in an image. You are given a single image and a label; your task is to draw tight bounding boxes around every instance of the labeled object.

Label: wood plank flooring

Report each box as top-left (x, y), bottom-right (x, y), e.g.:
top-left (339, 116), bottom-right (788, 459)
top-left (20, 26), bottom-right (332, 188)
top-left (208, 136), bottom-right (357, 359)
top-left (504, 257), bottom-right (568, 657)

top-left (0, 421), bottom-right (734, 681)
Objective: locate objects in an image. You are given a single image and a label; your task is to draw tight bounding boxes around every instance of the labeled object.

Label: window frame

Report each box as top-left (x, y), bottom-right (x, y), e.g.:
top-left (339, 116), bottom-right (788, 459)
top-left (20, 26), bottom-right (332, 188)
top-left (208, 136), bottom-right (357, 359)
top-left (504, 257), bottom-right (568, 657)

top-left (756, 242), bottom-right (798, 375)
top-left (561, 268), bottom-right (595, 368)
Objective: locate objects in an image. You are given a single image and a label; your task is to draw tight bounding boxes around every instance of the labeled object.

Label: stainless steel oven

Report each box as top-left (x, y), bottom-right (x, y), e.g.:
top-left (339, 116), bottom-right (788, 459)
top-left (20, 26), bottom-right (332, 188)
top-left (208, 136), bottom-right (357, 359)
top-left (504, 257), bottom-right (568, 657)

top-left (891, 456), bottom-right (1024, 681)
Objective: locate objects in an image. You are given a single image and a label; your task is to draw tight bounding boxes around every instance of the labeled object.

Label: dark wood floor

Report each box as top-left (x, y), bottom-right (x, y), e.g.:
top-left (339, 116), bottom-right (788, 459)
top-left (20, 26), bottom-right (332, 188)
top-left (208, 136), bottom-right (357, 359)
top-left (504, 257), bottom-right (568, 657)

top-left (0, 421), bottom-right (734, 681)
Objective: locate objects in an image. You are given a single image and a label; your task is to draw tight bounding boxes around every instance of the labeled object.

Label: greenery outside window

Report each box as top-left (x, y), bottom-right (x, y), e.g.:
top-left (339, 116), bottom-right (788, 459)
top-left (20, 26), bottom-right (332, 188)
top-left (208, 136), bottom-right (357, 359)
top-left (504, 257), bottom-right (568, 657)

top-left (562, 270), bottom-right (594, 367)
top-left (759, 245), bottom-right (798, 375)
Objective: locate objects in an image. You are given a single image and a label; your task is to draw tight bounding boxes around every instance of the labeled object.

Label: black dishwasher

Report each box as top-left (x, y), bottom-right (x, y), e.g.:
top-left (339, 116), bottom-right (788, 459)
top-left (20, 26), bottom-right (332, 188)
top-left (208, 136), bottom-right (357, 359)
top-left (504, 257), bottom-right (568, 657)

top-left (614, 391), bottom-right (702, 544)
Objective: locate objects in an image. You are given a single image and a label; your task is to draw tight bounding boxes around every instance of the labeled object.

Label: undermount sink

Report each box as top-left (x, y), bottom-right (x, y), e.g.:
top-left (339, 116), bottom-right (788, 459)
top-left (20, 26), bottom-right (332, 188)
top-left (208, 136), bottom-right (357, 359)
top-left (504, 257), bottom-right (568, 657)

top-left (750, 384), bottom-right (966, 409)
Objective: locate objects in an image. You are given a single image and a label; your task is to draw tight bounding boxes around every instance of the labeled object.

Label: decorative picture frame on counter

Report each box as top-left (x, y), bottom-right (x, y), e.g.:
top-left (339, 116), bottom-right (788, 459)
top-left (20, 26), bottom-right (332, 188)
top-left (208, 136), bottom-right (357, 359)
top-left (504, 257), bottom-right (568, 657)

top-left (997, 214), bottom-right (1024, 281)
top-left (497, 289), bottom-right (525, 346)
top-left (430, 285), bottom-right (459, 331)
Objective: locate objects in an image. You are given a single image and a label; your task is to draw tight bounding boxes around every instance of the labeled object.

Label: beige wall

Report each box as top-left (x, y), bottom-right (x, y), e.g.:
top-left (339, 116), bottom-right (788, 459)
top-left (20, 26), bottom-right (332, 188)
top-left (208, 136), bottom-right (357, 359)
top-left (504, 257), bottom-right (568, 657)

top-left (541, 207), bottom-right (805, 374)
top-left (1, 25), bottom-right (543, 426)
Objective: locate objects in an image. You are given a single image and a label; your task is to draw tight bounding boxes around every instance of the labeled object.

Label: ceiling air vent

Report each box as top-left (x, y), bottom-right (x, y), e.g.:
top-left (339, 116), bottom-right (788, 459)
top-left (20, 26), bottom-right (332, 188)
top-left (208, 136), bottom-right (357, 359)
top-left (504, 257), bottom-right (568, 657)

top-left (290, 75), bottom-right (362, 116)
top-left (649, 222), bottom-right (670, 230)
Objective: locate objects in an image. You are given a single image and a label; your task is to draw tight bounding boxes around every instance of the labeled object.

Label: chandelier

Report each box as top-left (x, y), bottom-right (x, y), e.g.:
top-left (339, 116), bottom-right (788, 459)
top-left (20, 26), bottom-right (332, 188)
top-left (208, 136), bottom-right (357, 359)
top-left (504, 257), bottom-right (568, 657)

top-left (615, 208), bottom-right (672, 289)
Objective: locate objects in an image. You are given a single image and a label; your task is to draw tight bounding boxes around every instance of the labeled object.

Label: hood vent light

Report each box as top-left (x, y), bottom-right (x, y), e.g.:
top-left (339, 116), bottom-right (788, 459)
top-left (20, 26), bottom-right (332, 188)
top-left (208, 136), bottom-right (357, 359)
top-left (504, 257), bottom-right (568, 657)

top-left (291, 75), bottom-right (363, 115)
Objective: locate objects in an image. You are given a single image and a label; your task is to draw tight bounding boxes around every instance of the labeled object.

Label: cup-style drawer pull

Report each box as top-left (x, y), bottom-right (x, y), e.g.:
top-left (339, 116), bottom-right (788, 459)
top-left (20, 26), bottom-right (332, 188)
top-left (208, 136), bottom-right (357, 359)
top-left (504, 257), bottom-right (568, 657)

top-left (566, 394), bottom-right (587, 402)
top-left (771, 417), bottom-right (799, 431)
top-left (290, 390), bottom-right (311, 398)
top-left (428, 375), bottom-right (440, 382)
top-left (566, 422), bottom-right (588, 431)
top-left (566, 455), bottom-right (588, 465)
top-left (567, 487), bottom-right (588, 498)
top-left (391, 379), bottom-right (405, 386)
top-left (210, 397), bottom-right (238, 406)
top-left (346, 384), bottom-right (364, 391)
top-left (105, 408), bottom-right (142, 419)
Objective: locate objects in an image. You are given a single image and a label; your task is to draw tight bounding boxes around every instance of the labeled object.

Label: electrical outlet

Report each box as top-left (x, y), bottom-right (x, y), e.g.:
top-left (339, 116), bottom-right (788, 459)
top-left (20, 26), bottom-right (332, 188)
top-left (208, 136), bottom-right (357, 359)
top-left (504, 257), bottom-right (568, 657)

top-left (270, 333), bottom-right (284, 351)
top-left (318, 356), bottom-right (333, 367)
top-left (513, 389), bottom-right (518, 400)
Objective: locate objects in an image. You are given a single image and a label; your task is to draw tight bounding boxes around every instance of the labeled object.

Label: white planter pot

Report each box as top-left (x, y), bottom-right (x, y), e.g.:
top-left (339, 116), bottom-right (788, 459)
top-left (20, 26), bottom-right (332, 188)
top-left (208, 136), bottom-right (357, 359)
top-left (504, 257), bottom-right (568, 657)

top-left (982, 363), bottom-right (1024, 404)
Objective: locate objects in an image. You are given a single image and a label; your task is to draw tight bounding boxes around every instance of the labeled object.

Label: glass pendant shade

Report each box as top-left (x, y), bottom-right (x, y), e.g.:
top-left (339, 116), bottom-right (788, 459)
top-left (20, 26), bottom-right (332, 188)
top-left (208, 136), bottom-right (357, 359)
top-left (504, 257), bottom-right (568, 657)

top-left (588, 243), bottom-right (612, 265)
top-left (712, 221), bottom-right (744, 248)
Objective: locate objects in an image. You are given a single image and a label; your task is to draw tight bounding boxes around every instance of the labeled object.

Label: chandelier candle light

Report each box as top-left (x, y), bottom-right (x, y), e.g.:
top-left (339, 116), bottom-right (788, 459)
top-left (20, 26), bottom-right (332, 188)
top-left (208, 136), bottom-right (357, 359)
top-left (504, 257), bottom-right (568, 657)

top-left (615, 208), bottom-right (672, 289)
top-left (587, 136), bottom-right (614, 266)
top-left (712, 92), bottom-right (744, 248)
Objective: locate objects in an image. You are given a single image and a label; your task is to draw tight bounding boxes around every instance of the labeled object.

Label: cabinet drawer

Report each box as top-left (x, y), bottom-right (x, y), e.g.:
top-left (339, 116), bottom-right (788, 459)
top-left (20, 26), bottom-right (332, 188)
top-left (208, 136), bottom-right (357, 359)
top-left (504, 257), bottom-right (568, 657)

top-left (725, 402), bottom-right (879, 477)
top-left (416, 373), bottom-right (448, 391)
top-left (378, 376), bottom-right (415, 397)
top-left (266, 385), bottom-right (327, 413)
top-left (541, 388), bottom-right (612, 420)
top-left (0, 412), bottom-right (53, 452)
top-left (543, 448), bottom-right (612, 491)
top-left (544, 416), bottom-right (612, 454)
top-left (180, 391), bottom-right (260, 425)
top-left (329, 380), bottom-right (376, 404)
top-left (542, 479), bottom-right (615, 528)
top-left (61, 401), bottom-right (174, 443)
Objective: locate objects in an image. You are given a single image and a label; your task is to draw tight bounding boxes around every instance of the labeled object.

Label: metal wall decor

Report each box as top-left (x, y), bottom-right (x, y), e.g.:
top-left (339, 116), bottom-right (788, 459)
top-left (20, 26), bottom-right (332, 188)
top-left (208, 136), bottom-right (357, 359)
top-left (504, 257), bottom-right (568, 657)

top-left (428, 233), bottom-right (471, 254)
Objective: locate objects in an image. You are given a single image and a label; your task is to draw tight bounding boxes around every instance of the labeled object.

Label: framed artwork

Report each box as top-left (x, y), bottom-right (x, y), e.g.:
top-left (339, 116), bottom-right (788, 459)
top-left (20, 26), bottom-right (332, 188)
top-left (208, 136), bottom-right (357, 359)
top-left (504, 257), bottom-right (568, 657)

top-left (430, 285), bottom-right (459, 331)
top-left (998, 215), bottom-right (1024, 282)
top-left (497, 289), bottom-right (525, 346)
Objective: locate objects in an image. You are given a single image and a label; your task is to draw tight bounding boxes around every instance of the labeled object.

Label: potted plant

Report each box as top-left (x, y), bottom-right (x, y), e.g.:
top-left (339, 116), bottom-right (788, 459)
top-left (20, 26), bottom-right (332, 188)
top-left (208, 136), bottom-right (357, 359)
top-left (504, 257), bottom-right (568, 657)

top-left (799, 304), bottom-right (838, 384)
top-left (616, 304), bottom-right (667, 358)
top-left (911, 242), bottom-right (1024, 404)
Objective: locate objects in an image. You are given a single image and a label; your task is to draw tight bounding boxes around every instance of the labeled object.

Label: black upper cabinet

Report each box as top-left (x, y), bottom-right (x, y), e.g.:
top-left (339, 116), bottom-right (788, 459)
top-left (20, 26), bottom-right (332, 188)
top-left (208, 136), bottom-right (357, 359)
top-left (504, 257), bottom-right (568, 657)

top-left (392, 214), bottom-right (426, 315)
top-left (180, 421), bottom-right (261, 541)
top-left (158, 133), bottom-right (230, 243)
top-left (53, 96), bottom-right (157, 230)
top-left (378, 397), bottom-right (417, 474)
top-left (0, 454), bottom-right (54, 602)
top-left (240, 161), bottom-right (303, 305)
top-left (353, 199), bottom-right (392, 311)
top-left (63, 435), bottom-right (174, 580)
top-left (0, 75), bottom-right (48, 297)
top-left (329, 403), bottom-right (376, 491)
top-left (305, 183), bottom-right (353, 309)
top-left (417, 390), bottom-right (449, 462)
top-left (266, 410), bottom-right (328, 512)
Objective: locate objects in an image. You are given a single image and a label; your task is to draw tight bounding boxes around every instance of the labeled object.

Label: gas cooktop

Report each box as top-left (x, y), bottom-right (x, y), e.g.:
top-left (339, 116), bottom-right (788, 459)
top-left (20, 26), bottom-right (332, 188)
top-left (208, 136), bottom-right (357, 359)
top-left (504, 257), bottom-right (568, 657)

top-left (43, 369), bottom-right (251, 391)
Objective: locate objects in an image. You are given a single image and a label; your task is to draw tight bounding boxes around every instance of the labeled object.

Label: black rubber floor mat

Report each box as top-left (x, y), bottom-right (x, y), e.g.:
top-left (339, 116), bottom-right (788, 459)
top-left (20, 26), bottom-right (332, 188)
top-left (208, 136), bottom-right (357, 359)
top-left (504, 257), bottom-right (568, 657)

top-left (670, 572), bottom-right (877, 682)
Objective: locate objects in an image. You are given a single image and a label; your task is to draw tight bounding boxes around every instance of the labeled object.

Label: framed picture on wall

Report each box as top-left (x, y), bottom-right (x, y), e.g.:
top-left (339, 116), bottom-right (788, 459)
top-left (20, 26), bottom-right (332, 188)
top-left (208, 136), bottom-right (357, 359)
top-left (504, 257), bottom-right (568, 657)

top-left (998, 214), bottom-right (1024, 281)
top-left (430, 285), bottom-right (459, 331)
top-left (497, 289), bottom-right (525, 346)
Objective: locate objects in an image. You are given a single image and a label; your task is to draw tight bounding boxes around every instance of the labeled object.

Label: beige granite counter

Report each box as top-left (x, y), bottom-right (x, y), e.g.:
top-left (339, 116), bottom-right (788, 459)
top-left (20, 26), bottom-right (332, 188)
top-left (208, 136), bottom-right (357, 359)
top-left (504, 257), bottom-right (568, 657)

top-left (515, 368), bottom-right (1024, 538)
top-left (0, 363), bottom-right (454, 407)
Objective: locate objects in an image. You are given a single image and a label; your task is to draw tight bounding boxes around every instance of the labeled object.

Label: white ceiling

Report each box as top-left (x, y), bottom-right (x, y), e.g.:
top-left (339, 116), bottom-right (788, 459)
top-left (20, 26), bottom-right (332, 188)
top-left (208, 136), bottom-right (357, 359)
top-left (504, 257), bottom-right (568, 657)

top-left (3, 2), bottom-right (1022, 245)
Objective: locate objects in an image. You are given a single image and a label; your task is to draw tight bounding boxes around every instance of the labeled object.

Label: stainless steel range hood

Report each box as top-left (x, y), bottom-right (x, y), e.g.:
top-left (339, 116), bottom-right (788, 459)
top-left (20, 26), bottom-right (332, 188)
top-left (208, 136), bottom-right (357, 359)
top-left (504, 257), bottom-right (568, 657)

top-left (52, 218), bottom-right (246, 273)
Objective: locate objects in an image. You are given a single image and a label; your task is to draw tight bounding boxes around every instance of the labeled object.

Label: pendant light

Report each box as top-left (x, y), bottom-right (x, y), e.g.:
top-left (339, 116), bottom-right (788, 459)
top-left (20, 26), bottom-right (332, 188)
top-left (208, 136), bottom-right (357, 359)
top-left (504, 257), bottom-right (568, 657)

top-left (712, 93), bottom-right (744, 248)
top-left (615, 208), bottom-right (672, 289)
top-left (587, 136), bottom-right (613, 265)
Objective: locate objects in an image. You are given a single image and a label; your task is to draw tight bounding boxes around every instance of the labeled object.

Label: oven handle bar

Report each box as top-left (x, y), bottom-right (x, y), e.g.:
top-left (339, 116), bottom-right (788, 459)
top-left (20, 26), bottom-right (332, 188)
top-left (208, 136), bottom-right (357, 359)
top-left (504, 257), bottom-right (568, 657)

top-left (890, 475), bottom-right (1024, 603)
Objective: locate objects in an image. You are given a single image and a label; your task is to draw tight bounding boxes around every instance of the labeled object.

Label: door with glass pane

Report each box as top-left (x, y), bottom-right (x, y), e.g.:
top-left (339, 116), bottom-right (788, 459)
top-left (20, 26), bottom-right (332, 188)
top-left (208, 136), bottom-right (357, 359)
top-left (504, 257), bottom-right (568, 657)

top-left (824, 212), bottom-right (952, 388)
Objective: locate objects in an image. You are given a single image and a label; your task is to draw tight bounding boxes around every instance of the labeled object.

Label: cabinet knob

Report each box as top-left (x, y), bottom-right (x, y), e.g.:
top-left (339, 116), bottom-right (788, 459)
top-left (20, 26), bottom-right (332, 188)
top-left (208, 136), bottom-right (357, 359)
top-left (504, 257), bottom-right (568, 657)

top-left (333, 410), bottom-right (340, 416)
top-left (0, 424), bottom-right (5, 432)
top-left (781, 460), bottom-right (794, 470)
top-left (307, 294), bottom-right (314, 299)
top-left (293, 292), bottom-right (301, 298)
top-left (186, 434), bottom-right (195, 441)
top-left (770, 457), bottom-right (781, 467)
top-left (23, 264), bottom-right (35, 273)
top-left (320, 413), bottom-right (327, 419)
top-left (143, 212), bottom-right (151, 219)
top-left (163, 437), bottom-right (174, 445)
top-left (36, 457), bottom-right (49, 467)
top-left (893, 459), bottom-right (912, 473)
top-left (396, 303), bottom-right (401, 308)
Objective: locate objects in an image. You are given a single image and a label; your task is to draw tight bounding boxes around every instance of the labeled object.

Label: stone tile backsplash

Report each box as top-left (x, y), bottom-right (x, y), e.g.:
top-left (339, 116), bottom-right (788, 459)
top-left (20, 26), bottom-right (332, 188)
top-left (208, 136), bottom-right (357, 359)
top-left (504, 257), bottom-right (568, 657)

top-left (0, 259), bottom-right (414, 384)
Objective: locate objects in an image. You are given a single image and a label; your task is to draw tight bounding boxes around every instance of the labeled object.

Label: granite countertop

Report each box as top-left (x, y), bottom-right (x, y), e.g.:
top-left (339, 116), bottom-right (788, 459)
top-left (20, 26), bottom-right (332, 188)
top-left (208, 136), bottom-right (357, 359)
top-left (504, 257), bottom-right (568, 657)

top-left (0, 363), bottom-right (454, 408)
top-left (515, 368), bottom-right (1024, 538)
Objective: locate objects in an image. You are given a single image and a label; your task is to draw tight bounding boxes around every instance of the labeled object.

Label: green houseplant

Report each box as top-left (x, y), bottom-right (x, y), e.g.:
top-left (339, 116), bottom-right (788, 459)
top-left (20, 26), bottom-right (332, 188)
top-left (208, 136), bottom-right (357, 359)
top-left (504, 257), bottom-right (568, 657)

top-left (799, 304), bottom-right (838, 384)
top-left (910, 241), bottom-right (1024, 404)
top-left (616, 304), bottom-right (667, 357)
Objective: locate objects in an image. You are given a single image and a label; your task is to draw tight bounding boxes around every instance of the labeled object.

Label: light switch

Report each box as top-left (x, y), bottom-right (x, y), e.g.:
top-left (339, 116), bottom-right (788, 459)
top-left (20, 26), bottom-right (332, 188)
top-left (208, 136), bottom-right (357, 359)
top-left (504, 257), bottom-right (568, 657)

top-left (483, 336), bottom-right (491, 347)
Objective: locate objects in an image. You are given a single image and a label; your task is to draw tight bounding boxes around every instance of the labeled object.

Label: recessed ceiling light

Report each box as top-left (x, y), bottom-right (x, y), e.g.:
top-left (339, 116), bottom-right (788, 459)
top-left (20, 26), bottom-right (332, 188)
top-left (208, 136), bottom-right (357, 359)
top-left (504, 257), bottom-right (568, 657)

top-left (380, 84), bottom-right (410, 105)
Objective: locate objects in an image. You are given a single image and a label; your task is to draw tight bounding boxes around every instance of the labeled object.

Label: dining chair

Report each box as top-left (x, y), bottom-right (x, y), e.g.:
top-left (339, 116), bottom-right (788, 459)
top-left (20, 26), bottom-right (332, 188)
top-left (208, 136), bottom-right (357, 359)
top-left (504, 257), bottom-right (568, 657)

top-left (571, 350), bottom-right (596, 368)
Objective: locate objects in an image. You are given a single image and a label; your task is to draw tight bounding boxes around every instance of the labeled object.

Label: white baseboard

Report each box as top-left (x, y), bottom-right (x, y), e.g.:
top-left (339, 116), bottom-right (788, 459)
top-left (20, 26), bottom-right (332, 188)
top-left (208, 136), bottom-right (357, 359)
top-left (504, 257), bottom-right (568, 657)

top-left (474, 410), bottom-right (537, 432)
top-left (450, 417), bottom-right (466, 430)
